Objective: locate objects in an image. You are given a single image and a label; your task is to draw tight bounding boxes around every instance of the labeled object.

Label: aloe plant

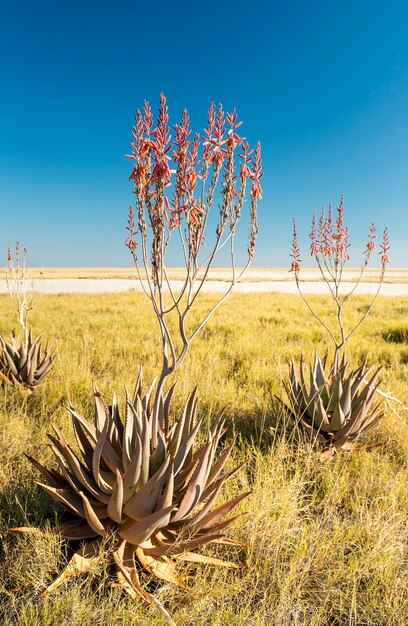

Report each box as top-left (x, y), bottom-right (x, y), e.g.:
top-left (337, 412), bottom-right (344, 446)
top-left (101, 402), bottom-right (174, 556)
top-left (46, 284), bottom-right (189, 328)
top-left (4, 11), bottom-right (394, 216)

top-left (284, 198), bottom-right (389, 450)
top-left (0, 330), bottom-right (54, 388)
top-left (1, 242), bottom-right (54, 389)
top-left (11, 371), bottom-right (248, 602)
top-left (283, 353), bottom-right (384, 450)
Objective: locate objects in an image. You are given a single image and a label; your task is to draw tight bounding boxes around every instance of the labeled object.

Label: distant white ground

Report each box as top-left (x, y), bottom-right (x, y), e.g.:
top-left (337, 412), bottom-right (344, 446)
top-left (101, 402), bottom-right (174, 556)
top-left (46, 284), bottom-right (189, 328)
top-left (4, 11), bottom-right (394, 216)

top-left (0, 279), bottom-right (408, 295)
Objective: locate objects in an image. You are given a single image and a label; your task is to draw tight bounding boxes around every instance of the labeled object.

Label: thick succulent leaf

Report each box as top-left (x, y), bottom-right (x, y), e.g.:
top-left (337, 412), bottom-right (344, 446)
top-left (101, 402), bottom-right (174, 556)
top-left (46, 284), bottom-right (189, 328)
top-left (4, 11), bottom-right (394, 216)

top-left (145, 531), bottom-right (225, 557)
top-left (149, 430), bottom-right (167, 475)
top-left (92, 416), bottom-right (115, 494)
top-left (107, 468), bottom-right (124, 524)
top-left (68, 408), bottom-right (97, 442)
top-left (1, 343), bottom-right (20, 378)
top-left (119, 505), bottom-right (176, 545)
top-left (142, 376), bottom-right (157, 413)
top-left (314, 354), bottom-right (330, 404)
top-left (58, 520), bottom-right (99, 540)
top-left (172, 416), bottom-right (203, 477)
top-left (123, 456), bottom-right (170, 521)
top-left (122, 433), bottom-right (142, 503)
top-left (34, 354), bottom-right (54, 380)
top-left (339, 376), bottom-right (353, 421)
top-left (335, 401), bottom-right (383, 445)
top-left (330, 401), bottom-right (345, 431)
top-left (140, 399), bottom-right (151, 486)
top-left (71, 414), bottom-right (95, 464)
top-left (350, 364), bottom-right (370, 400)
top-left (190, 491), bottom-right (249, 533)
top-left (308, 387), bottom-right (331, 432)
top-left (332, 400), bottom-right (369, 443)
top-left (136, 548), bottom-right (188, 589)
top-left (38, 540), bottom-right (102, 598)
top-left (93, 386), bottom-right (108, 432)
top-left (167, 393), bottom-right (192, 460)
top-left (296, 413), bottom-right (329, 444)
top-left (113, 541), bottom-right (151, 603)
top-left (48, 427), bottom-right (105, 501)
top-left (110, 392), bottom-right (124, 441)
top-left (123, 397), bottom-right (136, 468)
top-left (174, 458), bottom-right (200, 493)
top-left (161, 381), bottom-right (177, 434)
top-left (171, 480), bottom-right (224, 531)
top-left (36, 482), bottom-right (86, 518)
top-left (171, 436), bottom-right (213, 523)
top-left (204, 438), bottom-right (235, 489)
top-left (25, 453), bottom-right (67, 489)
top-left (156, 467), bottom-right (174, 526)
top-left (201, 461), bottom-right (246, 502)
top-left (327, 374), bottom-right (343, 414)
top-left (352, 367), bottom-right (382, 414)
top-left (18, 344), bottom-right (27, 371)
top-left (79, 490), bottom-right (107, 537)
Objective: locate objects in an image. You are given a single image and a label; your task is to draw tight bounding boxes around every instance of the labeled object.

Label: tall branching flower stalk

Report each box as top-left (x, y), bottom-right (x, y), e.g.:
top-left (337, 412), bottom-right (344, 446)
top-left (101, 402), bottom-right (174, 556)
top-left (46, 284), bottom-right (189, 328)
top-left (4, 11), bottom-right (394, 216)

top-left (125, 94), bottom-right (262, 425)
top-left (0, 243), bottom-right (54, 389)
top-left (290, 196), bottom-right (389, 369)
top-left (284, 197), bottom-right (390, 452)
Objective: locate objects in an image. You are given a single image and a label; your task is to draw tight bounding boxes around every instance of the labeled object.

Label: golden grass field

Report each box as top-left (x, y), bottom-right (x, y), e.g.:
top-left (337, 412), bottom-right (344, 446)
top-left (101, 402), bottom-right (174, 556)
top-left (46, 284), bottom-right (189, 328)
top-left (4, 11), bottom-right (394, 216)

top-left (0, 290), bottom-right (408, 625)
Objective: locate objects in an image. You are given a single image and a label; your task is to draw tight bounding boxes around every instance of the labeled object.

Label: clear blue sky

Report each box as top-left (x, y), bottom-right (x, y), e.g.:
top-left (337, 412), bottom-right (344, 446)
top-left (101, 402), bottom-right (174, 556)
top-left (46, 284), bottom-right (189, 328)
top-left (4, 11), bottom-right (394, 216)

top-left (1, 0), bottom-right (408, 267)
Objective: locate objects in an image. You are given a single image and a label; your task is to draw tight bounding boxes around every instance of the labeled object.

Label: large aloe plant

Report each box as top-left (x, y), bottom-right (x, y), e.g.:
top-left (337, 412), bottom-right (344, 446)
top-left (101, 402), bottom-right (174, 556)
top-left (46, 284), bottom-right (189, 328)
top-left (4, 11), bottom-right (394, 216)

top-left (283, 353), bottom-right (384, 450)
top-left (0, 330), bottom-right (54, 388)
top-left (11, 371), bottom-right (248, 603)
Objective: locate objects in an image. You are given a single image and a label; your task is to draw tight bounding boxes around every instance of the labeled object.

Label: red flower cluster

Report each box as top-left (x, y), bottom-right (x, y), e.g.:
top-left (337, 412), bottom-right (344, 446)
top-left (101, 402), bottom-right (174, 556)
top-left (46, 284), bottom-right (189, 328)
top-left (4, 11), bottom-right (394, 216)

top-left (364, 222), bottom-right (377, 254)
top-left (125, 205), bottom-right (138, 255)
top-left (290, 219), bottom-right (301, 275)
top-left (125, 95), bottom-right (262, 251)
top-left (380, 227), bottom-right (390, 269)
top-left (250, 143), bottom-right (263, 200)
top-left (309, 197), bottom-right (350, 261)
top-left (294, 196), bottom-right (390, 279)
top-left (202, 103), bottom-right (227, 166)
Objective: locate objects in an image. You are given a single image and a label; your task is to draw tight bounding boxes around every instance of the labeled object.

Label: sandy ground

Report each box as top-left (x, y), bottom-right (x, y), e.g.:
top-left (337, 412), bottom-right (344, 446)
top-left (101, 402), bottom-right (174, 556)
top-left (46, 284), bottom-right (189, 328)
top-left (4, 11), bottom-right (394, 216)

top-left (0, 278), bottom-right (408, 295)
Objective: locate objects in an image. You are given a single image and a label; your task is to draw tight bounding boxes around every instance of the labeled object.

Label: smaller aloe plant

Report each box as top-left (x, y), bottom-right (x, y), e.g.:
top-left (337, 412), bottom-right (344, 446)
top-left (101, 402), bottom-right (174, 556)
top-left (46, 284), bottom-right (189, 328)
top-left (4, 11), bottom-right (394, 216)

top-left (0, 243), bottom-right (54, 389)
top-left (11, 371), bottom-right (248, 605)
top-left (285, 197), bottom-right (390, 451)
top-left (284, 353), bottom-right (384, 450)
top-left (0, 330), bottom-right (54, 388)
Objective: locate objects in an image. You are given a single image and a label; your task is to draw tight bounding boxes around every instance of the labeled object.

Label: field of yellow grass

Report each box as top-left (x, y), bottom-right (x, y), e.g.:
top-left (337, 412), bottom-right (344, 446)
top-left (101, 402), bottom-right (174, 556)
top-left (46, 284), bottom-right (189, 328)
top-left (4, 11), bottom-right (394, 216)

top-left (1, 290), bottom-right (407, 625)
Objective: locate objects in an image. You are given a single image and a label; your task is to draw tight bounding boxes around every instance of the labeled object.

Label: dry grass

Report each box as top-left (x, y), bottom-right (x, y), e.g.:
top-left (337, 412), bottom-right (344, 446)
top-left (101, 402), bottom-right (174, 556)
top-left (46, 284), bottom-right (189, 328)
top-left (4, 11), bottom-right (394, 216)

top-left (0, 291), bottom-right (407, 625)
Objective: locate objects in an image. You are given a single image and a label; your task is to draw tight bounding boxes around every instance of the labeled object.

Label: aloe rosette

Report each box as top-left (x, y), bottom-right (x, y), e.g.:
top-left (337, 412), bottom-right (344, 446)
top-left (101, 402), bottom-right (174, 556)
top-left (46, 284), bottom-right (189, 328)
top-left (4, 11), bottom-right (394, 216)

top-left (12, 370), bottom-right (248, 602)
top-left (283, 353), bottom-right (384, 451)
top-left (0, 329), bottom-right (54, 388)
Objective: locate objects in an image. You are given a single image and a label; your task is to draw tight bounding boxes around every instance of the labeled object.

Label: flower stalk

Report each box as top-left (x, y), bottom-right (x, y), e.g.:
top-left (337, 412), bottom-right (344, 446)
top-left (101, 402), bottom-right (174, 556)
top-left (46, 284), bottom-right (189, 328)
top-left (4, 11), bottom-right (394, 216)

top-left (290, 196), bottom-right (389, 370)
top-left (126, 94), bottom-right (262, 420)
